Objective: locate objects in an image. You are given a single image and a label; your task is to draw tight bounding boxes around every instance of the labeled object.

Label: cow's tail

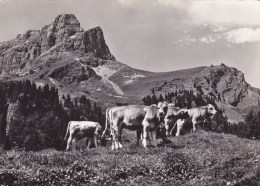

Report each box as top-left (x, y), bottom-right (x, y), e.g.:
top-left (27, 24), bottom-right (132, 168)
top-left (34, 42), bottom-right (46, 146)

top-left (101, 108), bottom-right (110, 139)
top-left (170, 120), bottom-right (178, 136)
top-left (64, 121), bottom-right (71, 141)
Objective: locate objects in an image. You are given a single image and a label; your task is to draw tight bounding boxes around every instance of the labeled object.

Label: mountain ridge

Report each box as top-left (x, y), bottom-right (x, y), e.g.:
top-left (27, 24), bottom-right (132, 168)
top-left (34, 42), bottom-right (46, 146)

top-left (0, 14), bottom-right (259, 123)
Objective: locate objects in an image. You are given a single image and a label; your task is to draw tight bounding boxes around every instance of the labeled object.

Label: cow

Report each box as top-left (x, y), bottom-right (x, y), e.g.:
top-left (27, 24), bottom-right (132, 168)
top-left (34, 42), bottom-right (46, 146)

top-left (64, 121), bottom-right (103, 151)
top-left (164, 104), bottom-right (217, 137)
top-left (186, 104), bottom-right (217, 132)
top-left (102, 102), bottom-right (168, 150)
top-left (164, 104), bottom-right (190, 137)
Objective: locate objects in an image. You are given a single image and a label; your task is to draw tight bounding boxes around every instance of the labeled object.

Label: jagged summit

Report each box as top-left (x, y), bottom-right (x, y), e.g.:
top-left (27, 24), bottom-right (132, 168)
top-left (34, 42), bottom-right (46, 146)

top-left (40, 14), bottom-right (81, 52)
top-left (0, 14), bottom-right (115, 75)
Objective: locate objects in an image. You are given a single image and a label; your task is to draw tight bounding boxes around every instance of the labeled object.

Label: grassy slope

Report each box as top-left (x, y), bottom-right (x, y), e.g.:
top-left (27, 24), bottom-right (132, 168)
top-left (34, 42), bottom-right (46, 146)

top-left (119, 66), bottom-right (207, 98)
top-left (0, 131), bottom-right (259, 186)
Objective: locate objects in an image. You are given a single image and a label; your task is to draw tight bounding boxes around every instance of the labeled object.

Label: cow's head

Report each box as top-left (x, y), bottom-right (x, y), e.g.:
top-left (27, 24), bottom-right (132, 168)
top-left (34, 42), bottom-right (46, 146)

top-left (157, 101), bottom-right (168, 119)
top-left (206, 104), bottom-right (217, 116)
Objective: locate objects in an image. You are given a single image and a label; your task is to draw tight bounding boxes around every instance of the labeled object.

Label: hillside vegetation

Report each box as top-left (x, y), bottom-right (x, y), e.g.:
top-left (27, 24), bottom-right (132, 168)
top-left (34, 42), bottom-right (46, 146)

top-left (0, 131), bottom-right (259, 186)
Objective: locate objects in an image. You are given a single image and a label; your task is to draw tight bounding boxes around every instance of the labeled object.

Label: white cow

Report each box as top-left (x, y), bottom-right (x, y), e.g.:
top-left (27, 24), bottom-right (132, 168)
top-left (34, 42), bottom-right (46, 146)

top-left (187, 104), bottom-right (217, 131)
top-left (165, 104), bottom-right (218, 136)
top-left (102, 102), bottom-right (168, 150)
top-left (64, 121), bottom-right (103, 151)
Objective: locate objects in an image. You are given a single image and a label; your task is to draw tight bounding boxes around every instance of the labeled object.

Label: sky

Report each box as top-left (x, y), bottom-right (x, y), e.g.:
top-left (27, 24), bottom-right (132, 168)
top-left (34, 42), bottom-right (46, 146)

top-left (0, 0), bottom-right (260, 88)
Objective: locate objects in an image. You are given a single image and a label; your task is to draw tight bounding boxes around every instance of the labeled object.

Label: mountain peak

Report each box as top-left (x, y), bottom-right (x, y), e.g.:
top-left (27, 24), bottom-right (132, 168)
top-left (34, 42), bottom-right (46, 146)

top-left (51, 14), bottom-right (80, 33)
top-left (40, 14), bottom-right (81, 52)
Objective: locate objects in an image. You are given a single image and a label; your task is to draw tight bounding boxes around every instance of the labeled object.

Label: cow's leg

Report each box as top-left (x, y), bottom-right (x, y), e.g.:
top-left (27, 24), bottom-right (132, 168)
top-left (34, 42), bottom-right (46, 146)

top-left (86, 138), bottom-right (91, 149)
top-left (118, 126), bottom-right (123, 147)
top-left (176, 122), bottom-right (183, 136)
top-left (71, 138), bottom-right (78, 151)
top-left (66, 135), bottom-right (73, 151)
top-left (113, 121), bottom-right (123, 150)
top-left (192, 119), bottom-right (198, 132)
top-left (151, 129), bottom-right (157, 147)
top-left (136, 130), bottom-right (142, 146)
top-left (164, 118), bottom-right (171, 137)
top-left (142, 121), bottom-right (149, 148)
top-left (110, 129), bottom-right (116, 150)
top-left (112, 128), bottom-right (122, 150)
top-left (94, 135), bottom-right (98, 148)
top-left (176, 127), bottom-right (181, 136)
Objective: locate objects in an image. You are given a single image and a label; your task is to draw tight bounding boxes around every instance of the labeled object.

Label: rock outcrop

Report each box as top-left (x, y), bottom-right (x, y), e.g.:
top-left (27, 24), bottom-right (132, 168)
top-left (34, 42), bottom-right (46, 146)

top-left (196, 64), bottom-right (248, 106)
top-left (40, 14), bottom-right (81, 52)
top-left (0, 14), bottom-right (115, 76)
top-left (48, 61), bottom-right (101, 85)
top-left (73, 27), bottom-right (115, 60)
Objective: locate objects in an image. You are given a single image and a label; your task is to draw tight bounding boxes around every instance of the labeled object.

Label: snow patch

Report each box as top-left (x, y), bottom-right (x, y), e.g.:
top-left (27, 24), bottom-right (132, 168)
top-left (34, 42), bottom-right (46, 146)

top-left (93, 65), bottom-right (118, 78)
top-left (49, 77), bottom-right (59, 86)
top-left (93, 65), bottom-right (124, 95)
top-left (123, 73), bottom-right (145, 85)
top-left (70, 35), bottom-right (78, 39)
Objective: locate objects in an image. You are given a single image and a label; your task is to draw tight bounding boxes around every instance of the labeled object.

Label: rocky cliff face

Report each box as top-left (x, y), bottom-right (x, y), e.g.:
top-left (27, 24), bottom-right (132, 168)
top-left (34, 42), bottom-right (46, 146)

top-left (40, 14), bottom-right (81, 52)
top-left (0, 14), bottom-right (122, 106)
top-left (191, 64), bottom-right (257, 123)
top-left (193, 64), bottom-right (248, 107)
top-left (0, 14), bottom-right (115, 77)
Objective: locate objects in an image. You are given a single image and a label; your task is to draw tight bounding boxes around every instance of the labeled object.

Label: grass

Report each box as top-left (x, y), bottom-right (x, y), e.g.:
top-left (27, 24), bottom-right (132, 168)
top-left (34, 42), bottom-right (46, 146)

top-left (0, 131), bottom-right (260, 185)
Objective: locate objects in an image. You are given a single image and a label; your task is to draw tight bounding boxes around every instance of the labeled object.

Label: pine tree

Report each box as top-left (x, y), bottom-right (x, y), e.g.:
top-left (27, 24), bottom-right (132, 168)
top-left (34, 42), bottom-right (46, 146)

top-left (245, 110), bottom-right (257, 138)
top-left (64, 94), bottom-right (72, 108)
top-left (42, 84), bottom-right (50, 100)
top-left (151, 94), bottom-right (158, 105)
top-left (159, 94), bottom-right (164, 102)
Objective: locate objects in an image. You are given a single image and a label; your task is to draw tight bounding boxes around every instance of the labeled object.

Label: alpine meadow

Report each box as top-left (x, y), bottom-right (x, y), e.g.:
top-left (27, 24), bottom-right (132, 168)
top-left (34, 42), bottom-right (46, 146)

top-left (0, 2), bottom-right (260, 186)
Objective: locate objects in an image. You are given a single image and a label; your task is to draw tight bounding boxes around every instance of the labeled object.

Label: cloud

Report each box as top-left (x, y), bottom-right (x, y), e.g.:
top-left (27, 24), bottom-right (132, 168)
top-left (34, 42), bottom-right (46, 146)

top-left (190, 0), bottom-right (260, 26)
top-left (199, 35), bottom-right (217, 44)
top-left (157, 0), bottom-right (190, 9)
top-left (177, 26), bottom-right (260, 45)
top-left (117, 0), bottom-right (260, 26)
top-left (116, 0), bottom-right (140, 6)
top-left (224, 28), bottom-right (260, 44)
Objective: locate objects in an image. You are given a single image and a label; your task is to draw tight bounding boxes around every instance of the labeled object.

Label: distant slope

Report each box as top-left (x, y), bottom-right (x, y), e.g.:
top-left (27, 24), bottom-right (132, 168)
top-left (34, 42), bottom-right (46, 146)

top-left (119, 66), bottom-right (206, 97)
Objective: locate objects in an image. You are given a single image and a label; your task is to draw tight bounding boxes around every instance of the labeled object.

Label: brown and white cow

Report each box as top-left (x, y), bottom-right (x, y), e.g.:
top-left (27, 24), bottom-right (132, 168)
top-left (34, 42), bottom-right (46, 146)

top-left (102, 102), bottom-right (168, 150)
top-left (64, 121), bottom-right (103, 151)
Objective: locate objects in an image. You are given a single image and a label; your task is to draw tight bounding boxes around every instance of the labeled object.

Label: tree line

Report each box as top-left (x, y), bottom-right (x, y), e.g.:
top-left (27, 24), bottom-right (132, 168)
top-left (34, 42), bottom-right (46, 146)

top-left (0, 80), bottom-right (104, 150)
